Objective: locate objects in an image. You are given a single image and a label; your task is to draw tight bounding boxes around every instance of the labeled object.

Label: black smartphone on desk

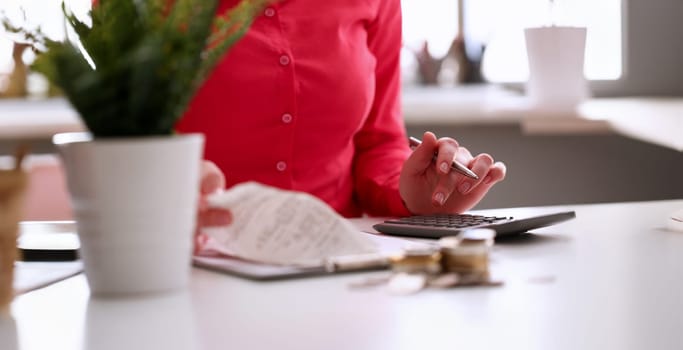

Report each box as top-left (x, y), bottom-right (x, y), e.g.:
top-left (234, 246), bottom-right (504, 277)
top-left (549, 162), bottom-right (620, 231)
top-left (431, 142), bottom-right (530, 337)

top-left (17, 221), bottom-right (80, 261)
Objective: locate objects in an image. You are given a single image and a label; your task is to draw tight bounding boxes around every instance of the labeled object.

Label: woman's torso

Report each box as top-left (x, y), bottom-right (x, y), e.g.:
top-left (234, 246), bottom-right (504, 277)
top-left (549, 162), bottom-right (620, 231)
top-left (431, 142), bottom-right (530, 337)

top-left (177, 0), bottom-right (386, 216)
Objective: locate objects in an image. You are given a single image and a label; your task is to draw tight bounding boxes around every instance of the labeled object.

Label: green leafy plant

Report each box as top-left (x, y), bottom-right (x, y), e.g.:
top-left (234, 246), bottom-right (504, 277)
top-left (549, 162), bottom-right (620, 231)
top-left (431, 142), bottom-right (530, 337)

top-left (3, 0), bottom-right (269, 137)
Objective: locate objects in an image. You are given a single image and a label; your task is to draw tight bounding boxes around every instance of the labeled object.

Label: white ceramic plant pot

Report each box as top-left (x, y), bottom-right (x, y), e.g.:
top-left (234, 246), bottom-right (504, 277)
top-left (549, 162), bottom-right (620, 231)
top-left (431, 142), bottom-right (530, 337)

top-left (524, 26), bottom-right (589, 114)
top-left (53, 132), bottom-right (204, 296)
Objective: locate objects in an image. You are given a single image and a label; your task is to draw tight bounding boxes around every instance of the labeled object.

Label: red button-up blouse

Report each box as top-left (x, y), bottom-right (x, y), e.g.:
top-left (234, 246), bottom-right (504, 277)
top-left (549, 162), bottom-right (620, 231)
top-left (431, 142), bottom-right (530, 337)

top-left (176, 0), bottom-right (411, 217)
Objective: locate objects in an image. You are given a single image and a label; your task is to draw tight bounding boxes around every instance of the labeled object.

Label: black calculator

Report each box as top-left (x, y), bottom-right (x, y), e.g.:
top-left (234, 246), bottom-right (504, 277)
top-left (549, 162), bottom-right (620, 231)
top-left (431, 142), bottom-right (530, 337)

top-left (373, 211), bottom-right (576, 239)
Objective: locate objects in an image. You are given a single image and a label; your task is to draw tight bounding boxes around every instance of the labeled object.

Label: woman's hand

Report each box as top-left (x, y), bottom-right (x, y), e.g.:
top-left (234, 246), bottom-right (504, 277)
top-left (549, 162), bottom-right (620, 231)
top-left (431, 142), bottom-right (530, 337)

top-left (195, 160), bottom-right (232, 253)
top-left (399, 131), bottom-right (506, 215)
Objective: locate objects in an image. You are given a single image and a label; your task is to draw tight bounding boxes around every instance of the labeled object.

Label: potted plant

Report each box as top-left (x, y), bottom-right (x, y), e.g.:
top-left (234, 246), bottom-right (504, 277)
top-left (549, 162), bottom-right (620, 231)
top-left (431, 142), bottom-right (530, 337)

top-left (3, 0), bottom-right (268, 296)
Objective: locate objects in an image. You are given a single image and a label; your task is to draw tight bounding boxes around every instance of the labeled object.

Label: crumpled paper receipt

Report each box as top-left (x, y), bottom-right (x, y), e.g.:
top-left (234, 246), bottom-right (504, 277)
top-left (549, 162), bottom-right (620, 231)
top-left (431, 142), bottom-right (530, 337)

top-left (199, 182), bottom-right (378, 266)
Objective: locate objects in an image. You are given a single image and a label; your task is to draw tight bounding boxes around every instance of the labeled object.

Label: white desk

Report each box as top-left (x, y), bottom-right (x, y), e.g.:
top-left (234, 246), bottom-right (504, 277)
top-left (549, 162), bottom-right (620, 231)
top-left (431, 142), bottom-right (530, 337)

top-left (0, 98), bottom-right (84, 139)
top-left (4, 200), bottom-right (683, 350)
top-left (402, 87), bottom-right (683, 152)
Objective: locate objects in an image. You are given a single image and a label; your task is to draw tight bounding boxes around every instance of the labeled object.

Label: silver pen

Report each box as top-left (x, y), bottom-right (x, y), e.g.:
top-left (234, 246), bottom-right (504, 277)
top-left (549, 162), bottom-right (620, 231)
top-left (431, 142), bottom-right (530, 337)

top-left (409, 136), bottom-right (479, 180)
top-left (324, 253), bottom-right (392, 272)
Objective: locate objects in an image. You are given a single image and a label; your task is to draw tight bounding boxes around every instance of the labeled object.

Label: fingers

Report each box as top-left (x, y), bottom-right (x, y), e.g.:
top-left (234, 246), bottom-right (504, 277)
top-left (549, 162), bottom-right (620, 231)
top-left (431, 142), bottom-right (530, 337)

top-left (431, 138), bottom-right (464, 205)
top-left (403, 131), bottom-right (440, 176)
top-left (432, 170), bottom-right (459, 206)
top-left (433, 136), bottom-right (460, 176)
top-left (402, 131), bottom-right (506, 213)
top-left (464, 160), bottom-right (507, 196)
top-left (200, 160), bottom-right (225, 195)
top-left (198, 207), bottom-right (233, 227)
top-left (405, 132), bottom-right (461, 177)
top-left (458, 153), bottom-right (494, 195)
top-left (195, 207), bottom-right (232, 254)
top-left (197, 160), bottom-right (231, 229)
top-left (194, 233), bottom-right (208, 255)
top-left (483, 161), bottom-right (507, 185)
top-left (463, 161), bottom-right (507, 202)
top-left (454, 146), bottom-right (472, 165)
top-left (433, 154), bottom-right (505, 208)
top-left (195, 161), bottom-right (232, 254)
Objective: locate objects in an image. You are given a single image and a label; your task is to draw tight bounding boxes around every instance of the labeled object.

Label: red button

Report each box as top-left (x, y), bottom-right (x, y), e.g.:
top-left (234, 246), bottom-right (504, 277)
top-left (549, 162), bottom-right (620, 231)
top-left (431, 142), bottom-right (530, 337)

top-left (276, 161), bottom-right (287, 172)
top-left (279, 55), bottom-right (290, 66)
top-left (264, 8), bottom-right (276, 17)
top-left (281, 113), bottom-right (293, 124)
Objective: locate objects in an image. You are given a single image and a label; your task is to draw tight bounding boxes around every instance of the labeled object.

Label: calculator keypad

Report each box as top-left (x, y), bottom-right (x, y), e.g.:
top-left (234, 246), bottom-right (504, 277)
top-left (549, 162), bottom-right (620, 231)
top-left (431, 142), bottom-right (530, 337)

top-left (384, 214), bottom-right (511, 229)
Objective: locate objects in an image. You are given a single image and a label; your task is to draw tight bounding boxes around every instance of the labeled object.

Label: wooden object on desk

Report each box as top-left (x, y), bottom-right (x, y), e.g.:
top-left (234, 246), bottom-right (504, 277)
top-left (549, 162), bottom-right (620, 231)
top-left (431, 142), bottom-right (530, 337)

top-left (0, 43), bottom-right (29, 98)
top-left (0, 147), bottom-right (28, 313)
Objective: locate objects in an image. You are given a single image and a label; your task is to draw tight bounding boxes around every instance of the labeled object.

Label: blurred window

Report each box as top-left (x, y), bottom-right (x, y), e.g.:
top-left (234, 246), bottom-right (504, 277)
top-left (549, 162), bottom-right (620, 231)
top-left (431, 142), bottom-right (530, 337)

top-left (1, 0), bottom-right (91, 73)
top-left (401, 0), bottom-right (623, 84)
top-left (1, 1), bottom-right (621, 84)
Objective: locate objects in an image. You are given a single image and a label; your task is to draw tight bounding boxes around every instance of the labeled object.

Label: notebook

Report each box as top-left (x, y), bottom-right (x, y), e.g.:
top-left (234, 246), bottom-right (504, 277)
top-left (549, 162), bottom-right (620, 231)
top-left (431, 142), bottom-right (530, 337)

top-left (15, 221), bottom-right (83, 294)
top-left (193, 230), bottom-right (421, 281)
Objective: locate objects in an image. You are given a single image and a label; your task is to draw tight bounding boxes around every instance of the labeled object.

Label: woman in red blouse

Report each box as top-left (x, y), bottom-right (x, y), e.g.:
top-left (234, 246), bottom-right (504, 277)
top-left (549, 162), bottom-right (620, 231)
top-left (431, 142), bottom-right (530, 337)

top-left (185, 0), bottom-right (506, 228)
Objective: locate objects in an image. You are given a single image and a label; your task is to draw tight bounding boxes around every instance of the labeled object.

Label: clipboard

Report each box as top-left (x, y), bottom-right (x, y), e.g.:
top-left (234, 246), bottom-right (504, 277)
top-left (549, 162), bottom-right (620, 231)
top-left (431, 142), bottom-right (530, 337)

top-left (15, 221), bottom-right (83, 294)
top-left (191, 229), bottom-right (422, 281)
top-left (192, 255), bottom-right (387, 281)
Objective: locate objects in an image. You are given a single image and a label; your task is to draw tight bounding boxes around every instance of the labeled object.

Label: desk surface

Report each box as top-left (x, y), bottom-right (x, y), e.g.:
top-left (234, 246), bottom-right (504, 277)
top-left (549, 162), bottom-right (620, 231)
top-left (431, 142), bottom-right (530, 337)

top-left (5, 199), bottom-right (683, 350)
top-left (403, 87), bottom-right (682, 151)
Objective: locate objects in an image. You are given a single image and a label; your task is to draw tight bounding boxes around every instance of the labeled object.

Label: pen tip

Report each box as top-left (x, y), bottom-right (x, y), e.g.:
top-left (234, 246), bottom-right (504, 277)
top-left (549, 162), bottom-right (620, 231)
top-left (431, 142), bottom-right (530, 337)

top-left (408, 137), bottom-right (421, 147)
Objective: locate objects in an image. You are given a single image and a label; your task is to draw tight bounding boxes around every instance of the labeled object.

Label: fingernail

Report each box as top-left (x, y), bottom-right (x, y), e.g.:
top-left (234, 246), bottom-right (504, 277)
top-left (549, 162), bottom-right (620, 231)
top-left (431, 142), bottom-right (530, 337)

top-left (458, 182), bottom-right (471, 194)
top-left (483, 176), bottom-right (492, 185)
top-left (440, 162), bottom-right (449, 174)
top-left (434, 192), bottom-right (445, 206)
